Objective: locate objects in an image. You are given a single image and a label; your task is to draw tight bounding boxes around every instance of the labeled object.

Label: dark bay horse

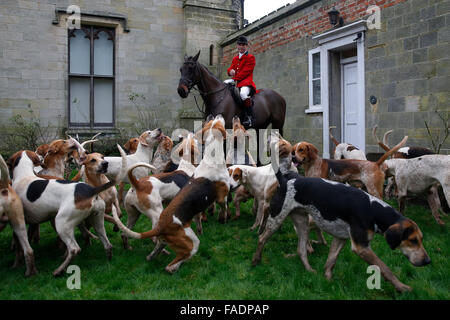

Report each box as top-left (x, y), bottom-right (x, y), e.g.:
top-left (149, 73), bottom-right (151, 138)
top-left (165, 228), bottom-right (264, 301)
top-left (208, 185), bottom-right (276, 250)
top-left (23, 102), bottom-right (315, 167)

top-left (177, 51), bottom-right (286, 135)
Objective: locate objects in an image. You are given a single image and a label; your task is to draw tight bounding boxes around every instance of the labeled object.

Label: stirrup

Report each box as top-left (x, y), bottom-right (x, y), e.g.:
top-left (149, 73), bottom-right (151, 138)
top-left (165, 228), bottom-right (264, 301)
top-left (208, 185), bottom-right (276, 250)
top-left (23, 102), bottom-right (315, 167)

top-left (242, 116), bottom-right (253, 128)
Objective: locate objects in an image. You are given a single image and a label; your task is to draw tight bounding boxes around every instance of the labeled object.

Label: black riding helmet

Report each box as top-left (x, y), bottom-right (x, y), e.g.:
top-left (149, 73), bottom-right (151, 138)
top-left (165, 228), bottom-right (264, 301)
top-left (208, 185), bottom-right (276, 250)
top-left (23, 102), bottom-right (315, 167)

top-left (237, 35), bottom-right (248, 45)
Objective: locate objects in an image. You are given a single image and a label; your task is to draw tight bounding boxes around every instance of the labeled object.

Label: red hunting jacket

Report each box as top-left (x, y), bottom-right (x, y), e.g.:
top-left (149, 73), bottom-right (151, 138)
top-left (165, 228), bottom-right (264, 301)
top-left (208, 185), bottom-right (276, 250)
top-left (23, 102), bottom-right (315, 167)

top-left (227, 52), bottom-right (257, 92)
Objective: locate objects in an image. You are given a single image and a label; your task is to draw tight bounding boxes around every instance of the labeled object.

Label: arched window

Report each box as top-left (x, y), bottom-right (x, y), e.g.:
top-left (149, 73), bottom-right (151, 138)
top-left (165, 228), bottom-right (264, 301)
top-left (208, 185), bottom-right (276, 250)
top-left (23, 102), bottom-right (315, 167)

top-left (209, 44), bottom-right (214, 65)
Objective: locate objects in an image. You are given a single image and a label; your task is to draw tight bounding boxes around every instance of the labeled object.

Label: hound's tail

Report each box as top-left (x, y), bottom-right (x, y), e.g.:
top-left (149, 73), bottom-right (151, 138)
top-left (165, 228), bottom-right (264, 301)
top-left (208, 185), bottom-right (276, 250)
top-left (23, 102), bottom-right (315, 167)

top-left (270, 143), bottom-right (288, 193)
top-left (0, 155), bottom-right (10, 189)
top-left (127, 162), bottom-right (157, 191)
top-left (329, 126), bottom-right (340, 146)
top-left (376, 136), bottom-right (408, 166)
top-left (372, 126), bottom-right (391, 152)
top-left (91, 145), bottom-right (128, 195)
top-left (382, 130), bottom-right (393, 149)
top-left (110, 204), bottom-right (161, 239)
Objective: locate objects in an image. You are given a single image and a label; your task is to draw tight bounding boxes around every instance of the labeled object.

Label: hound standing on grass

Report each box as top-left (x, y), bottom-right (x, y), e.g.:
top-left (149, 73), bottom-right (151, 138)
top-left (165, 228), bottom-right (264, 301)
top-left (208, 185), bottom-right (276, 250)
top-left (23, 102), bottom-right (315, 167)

top-left (0, 155), bottom-right (37, 276)
top-left (112, 115), bottom-right (230, 273)
top-left (9, 146), bottom-right (127, 276)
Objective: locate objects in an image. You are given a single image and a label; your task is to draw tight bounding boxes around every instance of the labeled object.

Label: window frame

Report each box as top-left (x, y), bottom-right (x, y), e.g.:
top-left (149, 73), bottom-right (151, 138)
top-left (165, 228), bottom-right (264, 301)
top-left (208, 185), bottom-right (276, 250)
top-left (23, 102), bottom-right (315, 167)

top-left (306, 47), bottom-right (323, 114)
top-left (68, 25), bottom-right (116, 128)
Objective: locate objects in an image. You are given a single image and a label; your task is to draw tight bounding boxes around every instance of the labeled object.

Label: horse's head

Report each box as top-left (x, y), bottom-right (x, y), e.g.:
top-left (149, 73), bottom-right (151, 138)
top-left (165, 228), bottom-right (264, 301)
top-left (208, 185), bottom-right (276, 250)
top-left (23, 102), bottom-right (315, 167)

top-left (178, 51), bottom-right (201, 98)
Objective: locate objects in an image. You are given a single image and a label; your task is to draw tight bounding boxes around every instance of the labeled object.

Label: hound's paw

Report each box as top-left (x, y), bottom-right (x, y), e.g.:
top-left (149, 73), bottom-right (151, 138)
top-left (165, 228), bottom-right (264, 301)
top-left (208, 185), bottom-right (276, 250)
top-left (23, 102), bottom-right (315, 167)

top-left (396, 283), bottom-right (412, 293)
top-left (251, 257), bottom-right (261, 266)
top-left (25, 268), bottom-right (38, 277)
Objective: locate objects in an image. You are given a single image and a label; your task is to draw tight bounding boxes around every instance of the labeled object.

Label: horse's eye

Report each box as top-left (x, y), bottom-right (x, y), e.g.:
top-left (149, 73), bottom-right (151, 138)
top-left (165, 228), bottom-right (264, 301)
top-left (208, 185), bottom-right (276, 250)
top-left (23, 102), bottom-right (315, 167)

top-left (90, 159), bottom-right (96, 163)
top-left (299, 149), bottom-right (304, 152)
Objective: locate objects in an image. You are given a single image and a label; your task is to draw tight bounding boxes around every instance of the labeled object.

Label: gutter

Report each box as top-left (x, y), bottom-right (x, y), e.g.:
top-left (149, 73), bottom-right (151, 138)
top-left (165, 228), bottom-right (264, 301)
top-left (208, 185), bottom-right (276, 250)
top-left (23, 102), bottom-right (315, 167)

top-left (220, 0), bottom-right (322, 47)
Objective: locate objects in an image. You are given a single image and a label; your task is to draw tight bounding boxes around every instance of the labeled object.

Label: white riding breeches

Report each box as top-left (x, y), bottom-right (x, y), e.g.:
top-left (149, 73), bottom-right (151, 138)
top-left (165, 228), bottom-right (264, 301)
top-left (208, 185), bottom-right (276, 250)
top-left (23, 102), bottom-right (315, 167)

top-left (239, 86), bottom-right (251, 100)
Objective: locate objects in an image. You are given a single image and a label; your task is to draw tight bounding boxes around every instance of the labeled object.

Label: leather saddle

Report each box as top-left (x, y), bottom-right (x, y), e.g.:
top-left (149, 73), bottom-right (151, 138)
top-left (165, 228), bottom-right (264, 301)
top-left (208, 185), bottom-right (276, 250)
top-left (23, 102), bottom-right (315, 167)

top-left (226, 83), bottom-right (254, 109)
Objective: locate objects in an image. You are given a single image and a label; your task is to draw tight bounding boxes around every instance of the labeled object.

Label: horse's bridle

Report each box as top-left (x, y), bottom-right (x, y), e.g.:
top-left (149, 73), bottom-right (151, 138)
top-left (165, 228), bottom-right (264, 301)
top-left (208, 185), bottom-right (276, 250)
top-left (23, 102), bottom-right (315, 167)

top-left (181, 60), bottom-right (227, 97)
top-left (180, 60), bottom-right (229, 116)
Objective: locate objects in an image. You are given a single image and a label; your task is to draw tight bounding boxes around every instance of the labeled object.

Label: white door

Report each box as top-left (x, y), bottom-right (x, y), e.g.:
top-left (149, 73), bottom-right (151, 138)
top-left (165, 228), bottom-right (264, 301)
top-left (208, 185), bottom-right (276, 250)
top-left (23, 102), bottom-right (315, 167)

top-left (342, 61), bottom-right (363, 148)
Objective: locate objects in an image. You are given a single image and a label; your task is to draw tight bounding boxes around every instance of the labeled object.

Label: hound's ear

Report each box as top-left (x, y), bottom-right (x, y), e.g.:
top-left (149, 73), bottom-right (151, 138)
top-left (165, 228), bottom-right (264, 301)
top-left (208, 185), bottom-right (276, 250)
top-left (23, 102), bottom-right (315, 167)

top-left (47, 143), bottom-right (60, 155)
top-left (206, 114), bottom-right (214, 122)
top-left (307, 144), bottom-right (318, 159)
top-left (218, 126), bottom-right (227, 139)
top-left (241, 168), bottom-right (248, 182)
top-left (139, 133), bottom-right (149, 147)
top-left (26, 151), bottom-right (43, 167)
top-left (385, 223), bottom-right (403, 250)
top-left (123, 141), bottom-right (131, 153)
top-left (193, 50), bottom-right (200, 62)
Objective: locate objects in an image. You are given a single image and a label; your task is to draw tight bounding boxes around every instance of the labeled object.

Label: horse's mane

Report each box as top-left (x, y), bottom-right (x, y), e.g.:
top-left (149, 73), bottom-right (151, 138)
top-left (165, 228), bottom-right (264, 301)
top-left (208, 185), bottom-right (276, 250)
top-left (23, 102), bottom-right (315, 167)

top-left (187, 57), bottom-right (222, 83)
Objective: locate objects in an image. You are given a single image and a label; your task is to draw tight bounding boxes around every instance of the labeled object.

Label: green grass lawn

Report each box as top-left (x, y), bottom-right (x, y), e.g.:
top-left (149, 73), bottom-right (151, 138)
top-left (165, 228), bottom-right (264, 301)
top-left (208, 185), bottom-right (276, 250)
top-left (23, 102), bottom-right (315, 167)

top-left (0, 196), bottom-right (448, 300)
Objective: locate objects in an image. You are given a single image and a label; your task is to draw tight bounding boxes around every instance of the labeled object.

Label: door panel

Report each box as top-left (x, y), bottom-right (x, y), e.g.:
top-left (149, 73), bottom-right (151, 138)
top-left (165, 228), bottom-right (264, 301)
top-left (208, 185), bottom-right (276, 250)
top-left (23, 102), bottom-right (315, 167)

top-left (342, 62), bottom-right (362, 148)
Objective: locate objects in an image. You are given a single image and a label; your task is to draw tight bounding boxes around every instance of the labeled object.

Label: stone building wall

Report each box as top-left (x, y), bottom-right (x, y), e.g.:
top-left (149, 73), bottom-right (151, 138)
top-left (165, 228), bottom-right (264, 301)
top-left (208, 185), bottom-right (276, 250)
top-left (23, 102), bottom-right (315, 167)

top-left (0, 0), bottom-right (242, 152)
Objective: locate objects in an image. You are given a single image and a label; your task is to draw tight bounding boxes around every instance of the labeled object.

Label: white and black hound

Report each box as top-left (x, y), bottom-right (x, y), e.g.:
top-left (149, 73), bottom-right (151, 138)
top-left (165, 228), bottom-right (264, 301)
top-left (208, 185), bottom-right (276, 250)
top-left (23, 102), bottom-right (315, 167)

top-left (9, 146), bottom-right (127, 276)
top-left (252, 138), bottom-right (430, 293)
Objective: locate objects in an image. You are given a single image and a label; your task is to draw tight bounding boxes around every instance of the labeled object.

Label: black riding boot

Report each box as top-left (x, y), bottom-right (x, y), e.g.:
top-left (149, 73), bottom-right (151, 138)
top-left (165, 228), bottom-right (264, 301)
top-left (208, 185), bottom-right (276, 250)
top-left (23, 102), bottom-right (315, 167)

top-left (242, 98), bottom-right (254, 128)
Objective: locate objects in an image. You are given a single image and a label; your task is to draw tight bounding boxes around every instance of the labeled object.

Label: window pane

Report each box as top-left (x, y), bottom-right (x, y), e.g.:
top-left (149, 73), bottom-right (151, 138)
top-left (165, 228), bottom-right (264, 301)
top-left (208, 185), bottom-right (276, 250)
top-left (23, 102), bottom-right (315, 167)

top-left (70, 29), bottom-right (90, 74)
top-left (70, 78), bottom-right (90, 124)
top-left (94, 31), bottom-right (113, 76)
top-left (312, 52), bottom-right (320, 79)
top-left (94, 79), bottom-right (113, 123)
top-left (313, 79), bottom-right (321, 105)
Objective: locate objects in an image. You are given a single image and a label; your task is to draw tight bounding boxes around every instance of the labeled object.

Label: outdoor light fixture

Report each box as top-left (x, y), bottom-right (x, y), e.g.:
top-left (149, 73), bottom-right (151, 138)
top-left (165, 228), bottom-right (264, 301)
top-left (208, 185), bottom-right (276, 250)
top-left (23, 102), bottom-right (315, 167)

top-left (328, 7), bottom-right (344, 27)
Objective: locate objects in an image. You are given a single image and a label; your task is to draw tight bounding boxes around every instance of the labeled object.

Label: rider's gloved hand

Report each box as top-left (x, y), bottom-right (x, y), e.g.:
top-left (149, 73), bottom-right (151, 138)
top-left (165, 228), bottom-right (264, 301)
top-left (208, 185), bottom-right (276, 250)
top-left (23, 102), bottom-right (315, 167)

top-left (224, 79), bottom-right (235, 84)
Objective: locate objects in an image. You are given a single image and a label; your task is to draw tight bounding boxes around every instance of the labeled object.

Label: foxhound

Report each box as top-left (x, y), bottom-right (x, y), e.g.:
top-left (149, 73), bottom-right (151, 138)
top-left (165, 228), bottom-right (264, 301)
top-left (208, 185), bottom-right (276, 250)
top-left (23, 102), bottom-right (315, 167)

top-left (329, 126), bottom-right (366, 160)
top-left (253, 138), bottom-right (431, 293)
top-left (121, 133), bottom-right (200, 252)
top-left (36, 137), bottom-right (87, 178)
top-left (384, 155), bottom-right (450, 225)
top-left (9, 146), bottom-right (127, 276)
top-left (112, 115), bottom-right (230, 273)
top-left (152, 135), bottom-right (174, 173)
top-left (71, 152), bottom-right (124, 233)
top-left (225, 116), bottom-right (257, 220)
top-left (291, 136), bottom-right (408, 199)
top-left (104, 128), bottom-right (162, 183)
top-left (0, 155), bottom-right (37, 276)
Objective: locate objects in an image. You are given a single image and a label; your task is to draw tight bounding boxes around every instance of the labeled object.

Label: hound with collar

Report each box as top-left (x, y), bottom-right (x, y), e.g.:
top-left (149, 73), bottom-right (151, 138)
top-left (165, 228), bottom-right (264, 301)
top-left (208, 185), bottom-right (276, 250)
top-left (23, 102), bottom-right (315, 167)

top-left (384, 155), bottom-right (450, 225)
top-left (9, 146), bottom-right (127, 276)
top-left (329, 126), bottom-right (366, 160)
top-left (253, 146), bottom-right (431, 292)
top-left (292, 136), bottom-right (408, 199)
top-left (121, 133), bottom-right (200, 252)
top-left (0, 155), bottom-right (37, 276)
top-left (112, 115), bottom-right (230, 273)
